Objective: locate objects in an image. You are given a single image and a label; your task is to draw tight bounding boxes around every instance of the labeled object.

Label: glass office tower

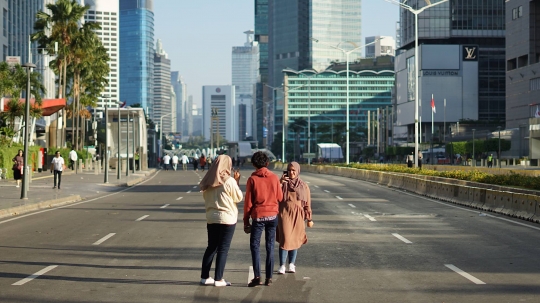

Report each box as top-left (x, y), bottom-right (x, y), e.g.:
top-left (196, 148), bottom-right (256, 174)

top-left (119, 0), bottom-right (154, 117)
top-left (398, 0), bottom-right (505, 122)
top-left (255, 0), bottom-right (269, 147)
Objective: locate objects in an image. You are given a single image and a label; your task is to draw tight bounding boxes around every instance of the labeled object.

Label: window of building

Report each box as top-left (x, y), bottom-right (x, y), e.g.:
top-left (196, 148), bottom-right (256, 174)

top-left (518, 6), bottom-right (523, 18)
top-left (2, 9), bottom-right (6, 37)
top-left (507, 58), bottom-right (517, 71)
top-left (530, 77), bottom-right (540, 91)
top-left (518, 55), bottom-right (528, 68)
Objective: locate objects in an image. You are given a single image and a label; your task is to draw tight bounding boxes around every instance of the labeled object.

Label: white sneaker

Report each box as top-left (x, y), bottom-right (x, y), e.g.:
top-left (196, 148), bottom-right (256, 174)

top-left (288, 263), bottom-right (296, 273)
top-left (278, 265), bottom-right (286, 274)
top-left (200, 277), bottom-right (215, 285)
top-left (214, 279), bottom-right (231, 287)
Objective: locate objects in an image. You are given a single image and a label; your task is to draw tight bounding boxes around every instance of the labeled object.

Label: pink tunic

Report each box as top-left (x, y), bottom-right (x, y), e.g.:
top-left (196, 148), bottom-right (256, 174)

top-left (276, 184), bottom-right (312, 250)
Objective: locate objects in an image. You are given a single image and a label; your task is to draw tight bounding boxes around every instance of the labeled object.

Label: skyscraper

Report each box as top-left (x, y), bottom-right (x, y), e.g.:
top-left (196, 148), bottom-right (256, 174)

top-left (232, 30), bottom-right (259, 140)
top-left (83, 0), bottom-right (120, 108)
top-left (171, 72), bottom-right (187, 136)
top-left (365, 36), bottom-right (395, 58)
top-left (119, 0), bottom-right (154, 115)
top-left (153, 39), bottom-right (172, 134)
top-left (254, 0), bottom-right (269, 147)
top-left (267, 0), bottom-right (362, 148)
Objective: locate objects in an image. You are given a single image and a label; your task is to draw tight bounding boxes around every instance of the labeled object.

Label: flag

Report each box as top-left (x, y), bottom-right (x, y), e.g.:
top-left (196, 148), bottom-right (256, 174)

top-left (536, 106), bottom-right (540, 118)
top-left (431, 94), bottom-right (436, 114)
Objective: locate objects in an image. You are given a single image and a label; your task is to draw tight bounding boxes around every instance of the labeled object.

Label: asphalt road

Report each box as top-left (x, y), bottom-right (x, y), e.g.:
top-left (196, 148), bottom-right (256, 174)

top-left (0, 167), bottom-right (539, 303)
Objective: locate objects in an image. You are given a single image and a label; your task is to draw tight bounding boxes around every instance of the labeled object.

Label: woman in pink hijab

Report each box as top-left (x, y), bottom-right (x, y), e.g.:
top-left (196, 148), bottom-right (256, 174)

top-left (198, 155), bottom-right (242, 287)
top-left (277, 161), bottom-right (313, 274)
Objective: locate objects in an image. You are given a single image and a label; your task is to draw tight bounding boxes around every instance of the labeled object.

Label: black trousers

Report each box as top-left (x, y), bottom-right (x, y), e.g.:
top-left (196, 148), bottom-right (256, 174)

top-left (54, 170), bottom-right (62, 188)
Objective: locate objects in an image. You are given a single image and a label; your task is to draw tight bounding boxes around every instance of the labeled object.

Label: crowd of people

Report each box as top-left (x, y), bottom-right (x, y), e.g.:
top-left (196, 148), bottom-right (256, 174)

top-left (199, 151), bottom-right (314, 287)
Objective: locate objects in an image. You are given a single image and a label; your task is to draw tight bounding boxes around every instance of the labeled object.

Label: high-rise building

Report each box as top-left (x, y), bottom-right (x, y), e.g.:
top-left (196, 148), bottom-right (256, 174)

top-left (254, 0), bottom-right (269, 147)
top-left (83, 0), bottom-right (120, 108)
top-left (186, 95), bottom-right (193, 137)
top-left (171, 72), bottom-right (187, 135)
top-left (267, 0), bottom-right (362, 148)
top-left (119, 0), bottom-right (154, 115)
top-left (153, 39), bottom-right (172, 134)
top-left (365, 36), bottom-right (395, 58)
top-left (202, 86), bottom-right (237, 142)
top-left (394, 0), bottom-right (505, 141)
top-left (232, 30), bottom-right (259, 140)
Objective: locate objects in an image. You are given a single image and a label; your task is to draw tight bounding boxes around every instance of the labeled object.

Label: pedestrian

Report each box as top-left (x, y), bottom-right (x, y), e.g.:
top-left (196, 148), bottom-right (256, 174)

top-left (418, 151), bottom-right (423, 170)
top-left (244, 151), bottom-right (284, 287)
top-left (50, 151), bottom-right (65, 189)
top-left (193, 156), bottom-right (199, 171)
top-left (163, 154), bottom-right (171, 171)
top-left (488, 154), bottom-right (493, 168)
top-left (407, 152), bottom-right (413, 168)
top-left (69, 149), bottom-right (78, 170)
top-left (172, 154), bottom-right (179, 171)
top-left (12, 149), bottom-right (24, 188)
top-left (277, 162), bottom-right (313, 275)
top-left (200, 155), bottom-right (207, 171)
top-left (181, 153), bottom-right (189, 170)
top-left (207, 156), bottom-right (212, 169)
top-left (199, 155), bottom-right (243, 287)
top-left (135, 151), bottom-right (140, 170)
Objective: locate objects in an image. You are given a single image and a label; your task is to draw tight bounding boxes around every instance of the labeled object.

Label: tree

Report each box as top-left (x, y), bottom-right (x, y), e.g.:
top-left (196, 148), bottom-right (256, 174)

top-left (484, 138), bottom-right (511, 159)
top-left (289, 118), bottom-right (307, 161)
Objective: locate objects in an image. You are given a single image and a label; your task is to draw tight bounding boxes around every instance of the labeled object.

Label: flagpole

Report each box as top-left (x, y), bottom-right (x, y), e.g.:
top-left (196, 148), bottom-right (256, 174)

top-left (431, 94), bottom-right (434, 165)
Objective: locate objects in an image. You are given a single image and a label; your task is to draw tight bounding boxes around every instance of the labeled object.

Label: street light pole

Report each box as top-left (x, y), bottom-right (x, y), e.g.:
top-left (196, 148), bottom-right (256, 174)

top-left (497, 126), bottom-right (502, 168)
top-left (472, 129), bottom-right (476, 167)
top-left (104, 104), bottom-right (109, 183)
top-left (384, 0), bottom-right (449, 167)
top-left (117, 106), bottom-right (121, 180)
top-left (20, 62), bottom-right (36, 200)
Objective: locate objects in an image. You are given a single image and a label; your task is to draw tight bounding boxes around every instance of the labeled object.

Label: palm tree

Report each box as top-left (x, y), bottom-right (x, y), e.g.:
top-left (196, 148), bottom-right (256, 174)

top-left (32, 0), bottom-right (91, 148)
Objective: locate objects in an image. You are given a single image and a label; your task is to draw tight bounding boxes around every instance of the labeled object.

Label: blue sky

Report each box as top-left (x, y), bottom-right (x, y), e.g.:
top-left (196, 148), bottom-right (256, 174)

top-left (154, 1), bottom-right (399, 106)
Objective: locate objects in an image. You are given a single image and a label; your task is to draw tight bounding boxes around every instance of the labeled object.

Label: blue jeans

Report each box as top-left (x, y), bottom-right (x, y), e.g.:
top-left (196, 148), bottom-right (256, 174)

top-left (279, 248), bottom-right (298, 266)
top-left (201, 223), bottom-right (236, 281)
top-left (250, 217), bottom-right (278, 279)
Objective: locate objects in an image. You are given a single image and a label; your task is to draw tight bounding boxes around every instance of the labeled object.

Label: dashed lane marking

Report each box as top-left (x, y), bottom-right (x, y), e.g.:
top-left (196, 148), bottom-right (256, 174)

top-left (176, 197), bottom-right (183, 200)
top-left (324, 190), bottom-right (330, 193)
top-left (445, 264), bottom-right (486, 285)
top-left (348, 204), bottom-right (356, 208)
top-left (12, 265), bottom-right (58, 286)
top-left (364, 214), bottom-right (376, 221)
top-left (92, 233), bottom-right (116, 245)
top-left (136, 215), bottom-right (149, 221)
top-left (392, 233), bottom-right (412, 244)
top-left (160, 204), bottom-right (170, 209)
top-left (336, 196), bottom-right (343, 200)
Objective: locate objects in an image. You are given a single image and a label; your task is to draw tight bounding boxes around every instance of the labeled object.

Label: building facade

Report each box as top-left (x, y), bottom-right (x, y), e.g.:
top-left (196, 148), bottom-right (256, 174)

top-left (153, 39), bottom-right (172, 134)
top-left (506, 0), bottom-right (540, 160)
top-left (119, 0), bottom-right (154, 115)
top-left (202, 86), bottom-right (237, 142)
top-left (254, 0), bottom-right (269, 147)
top-left (283, 57), bottom-right (395, 158)
top-left (84, 0), bottom-right (120, 108)
top-left (267, 0), bottom-right (362, 149)
top-left (365, 36), bottom-right (395, 58)
top-left (171, 72), bottom-right (186, 136)
top-left (396, 0), bottom-right (505, 141)
top-left (232, 30), bottom-right (259, 140)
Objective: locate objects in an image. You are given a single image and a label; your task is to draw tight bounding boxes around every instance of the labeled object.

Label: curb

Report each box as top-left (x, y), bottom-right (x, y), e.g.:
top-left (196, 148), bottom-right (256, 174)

top-left (0, 195), bottom-right (82, 220)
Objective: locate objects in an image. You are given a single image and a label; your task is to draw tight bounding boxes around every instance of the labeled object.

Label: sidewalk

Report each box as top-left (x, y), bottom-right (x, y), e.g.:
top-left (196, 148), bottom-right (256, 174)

top-left (0, 167), bottom-right (157, 219)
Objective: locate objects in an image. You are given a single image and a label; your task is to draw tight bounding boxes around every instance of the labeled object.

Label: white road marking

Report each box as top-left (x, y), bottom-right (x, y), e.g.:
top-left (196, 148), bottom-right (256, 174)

top-left (187, 190), bottom-right (192, 193)
top-left (248, 266), bottom-right (254, 285)
top-left (364, 214), bottom-right (376, 221)
top-left (92, 233), bottom-right (116, 245)
top-left (348, 204), bottom-right (356, 208)
top-left (12, 265), bottom-right (58, 286)
top-left (336, 196), bottom-right (343, 200)
top-left (392, 233), bottom-right (412, 244)
top-left (314, 185), bottom-right (319, 188)
top-left (176, 197), bottom-right (183, 201)
top-left (324, 190), bottom-right (330, 193)
top-left (136, 215), bottom-right (149, 221)
top-left (305, 181), bottom-right (310, 183)
top-left (193, 186), bottom-right (197, 188)
top-left (160, 204), bottom-right (170, 209)
top-left (444, 264), bottom-right (486, 285)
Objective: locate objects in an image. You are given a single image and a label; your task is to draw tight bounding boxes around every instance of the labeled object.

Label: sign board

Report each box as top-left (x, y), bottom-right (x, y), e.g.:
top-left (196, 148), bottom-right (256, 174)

top-left (302, 153), bottom-right (316, 159)
top-left (6, 56), bottom-right (20, 67)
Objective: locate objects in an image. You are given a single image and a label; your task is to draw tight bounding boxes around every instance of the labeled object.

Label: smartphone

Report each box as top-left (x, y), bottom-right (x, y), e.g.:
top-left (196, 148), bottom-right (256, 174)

top-left (283, 170), bottom-right (288, 177)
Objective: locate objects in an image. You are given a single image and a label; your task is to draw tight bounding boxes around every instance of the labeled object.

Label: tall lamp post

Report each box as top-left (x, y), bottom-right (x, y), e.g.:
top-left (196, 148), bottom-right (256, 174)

top-left (20, 62), bottom-right (36, 200)
top-left (497, 126), bottom-right (502, 168)
top-left (384, 0), bottom-right (449, 167)
top-left (310, 38), bottom-right (382, 164)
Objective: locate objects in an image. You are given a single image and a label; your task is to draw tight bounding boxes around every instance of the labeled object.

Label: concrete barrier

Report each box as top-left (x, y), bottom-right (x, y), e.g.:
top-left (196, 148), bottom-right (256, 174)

top-left (425, 181), bottom-right (438, 199)
top-left (531, 203), bottom-right (540, 223)
top-left (455, 187), bottom-right (469, 206)
top-left (417, 179), bottom-right (427, 196)
top-left (470, 187), bottom-right (486, 209)
top-left (499, 191), bottom-right (516, 216)
top-left (511, 193), bottom-right (538, 220)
